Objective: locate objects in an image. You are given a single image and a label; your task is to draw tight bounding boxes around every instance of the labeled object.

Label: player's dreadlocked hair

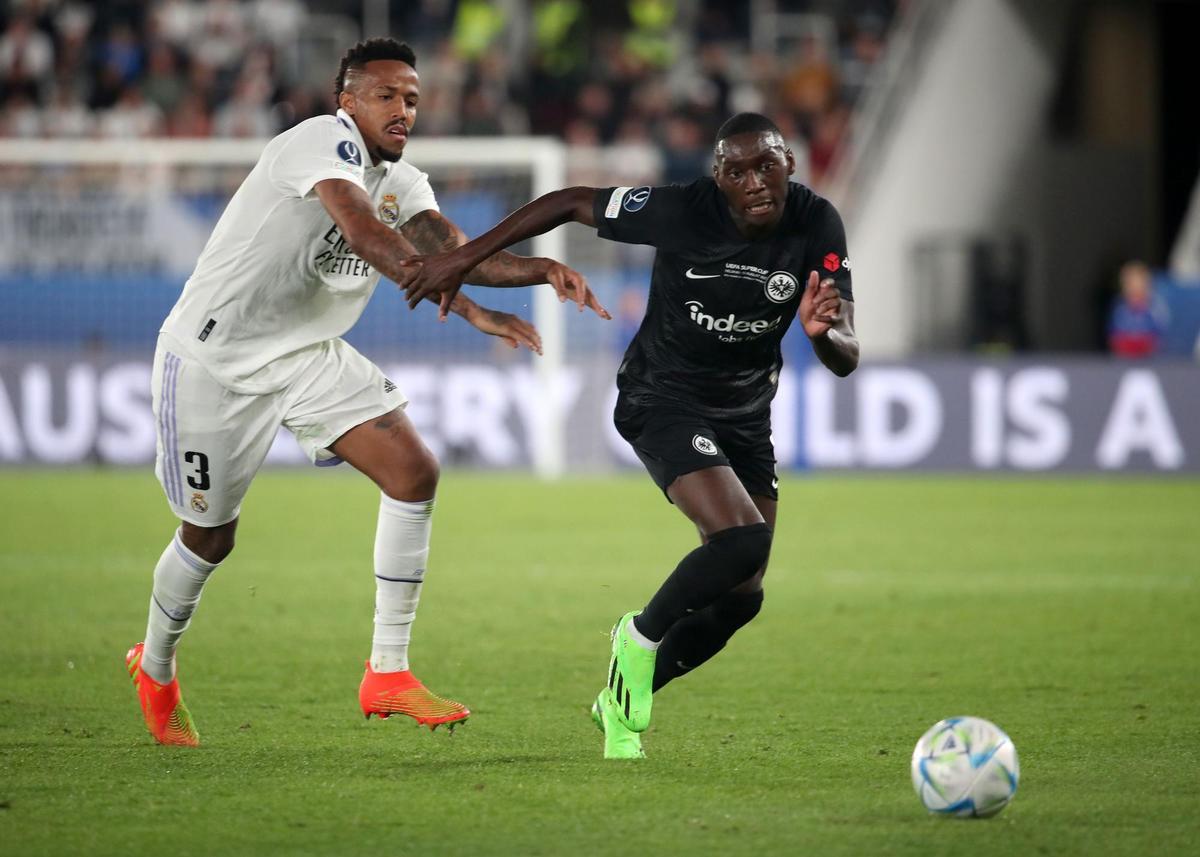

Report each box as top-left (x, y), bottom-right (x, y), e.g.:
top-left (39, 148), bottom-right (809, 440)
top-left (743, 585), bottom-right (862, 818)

top-left (715, 112), bottom-right (783, 144)
top-left (334, 38), bottom-right (417, 99)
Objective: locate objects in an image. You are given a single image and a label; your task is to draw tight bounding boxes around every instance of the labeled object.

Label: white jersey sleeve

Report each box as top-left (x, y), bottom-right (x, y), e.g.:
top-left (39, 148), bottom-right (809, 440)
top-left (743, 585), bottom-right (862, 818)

top-left (269, 116), bottom-right (369, 199)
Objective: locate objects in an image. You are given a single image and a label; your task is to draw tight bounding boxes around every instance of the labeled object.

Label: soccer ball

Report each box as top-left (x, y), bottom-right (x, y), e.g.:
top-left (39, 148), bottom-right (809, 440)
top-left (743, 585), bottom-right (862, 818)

top-left (910, 716), bottom-right (1019, 818)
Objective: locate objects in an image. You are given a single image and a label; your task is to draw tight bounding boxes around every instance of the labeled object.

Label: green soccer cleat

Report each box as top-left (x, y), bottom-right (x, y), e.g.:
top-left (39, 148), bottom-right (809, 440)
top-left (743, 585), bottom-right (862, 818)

top-left (592, 689), bottom-right (645, 759)
top-left (606, 611), bottom-right (656, 732)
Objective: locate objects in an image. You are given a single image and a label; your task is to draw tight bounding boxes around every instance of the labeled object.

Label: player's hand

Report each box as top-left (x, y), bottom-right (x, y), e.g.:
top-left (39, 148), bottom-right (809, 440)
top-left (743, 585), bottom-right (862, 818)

top-left (545, 261), bottom-right (611, 319)
top-left (464, 304), bottom-right (543, 355)
top-left (401, 251), bottom-right (469, 320)
top-left (799, 270), bottom-right (841, 339)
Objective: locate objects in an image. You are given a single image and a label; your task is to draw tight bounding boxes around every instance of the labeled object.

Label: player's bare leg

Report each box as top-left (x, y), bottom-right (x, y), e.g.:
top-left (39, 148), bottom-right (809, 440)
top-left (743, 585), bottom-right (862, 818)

top-left (128, 518), bottom-right (237, 746)
top-left (330, 408), bottom-right (469, 730)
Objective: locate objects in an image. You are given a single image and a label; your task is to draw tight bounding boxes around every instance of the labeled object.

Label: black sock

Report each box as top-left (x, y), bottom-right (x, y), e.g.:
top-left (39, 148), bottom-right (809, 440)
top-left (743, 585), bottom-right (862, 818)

top-left (652, 590), bottom-right (764, 692)
top-left (633, 523), bottom-right (771, 642)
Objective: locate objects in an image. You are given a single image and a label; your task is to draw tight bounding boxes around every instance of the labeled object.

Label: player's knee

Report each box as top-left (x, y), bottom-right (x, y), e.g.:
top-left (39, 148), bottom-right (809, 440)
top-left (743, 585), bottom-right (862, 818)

top-left (408, 446), bottom-right (439, 497)
top-left (180, 520), bottom-right (236, 564)
top-left (733, 567), bottom-right (766, 594)
top-left (380, 446), bottom-right (439, 501)
top-left (713, 588), bottom-right (764, 629)
top-left (707, 522), bottom-right (773, 583)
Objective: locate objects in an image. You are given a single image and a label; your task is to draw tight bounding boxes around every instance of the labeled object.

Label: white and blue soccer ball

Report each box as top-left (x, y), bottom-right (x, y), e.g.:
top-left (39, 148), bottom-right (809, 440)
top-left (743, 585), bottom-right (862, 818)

top-left (911, 716), bottom-right (1019, 818)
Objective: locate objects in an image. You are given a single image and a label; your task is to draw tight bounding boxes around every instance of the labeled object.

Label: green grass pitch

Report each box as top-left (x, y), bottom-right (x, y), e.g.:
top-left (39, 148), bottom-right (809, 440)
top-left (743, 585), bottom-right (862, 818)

top-left (1, 470), bottom-right (1197, 855)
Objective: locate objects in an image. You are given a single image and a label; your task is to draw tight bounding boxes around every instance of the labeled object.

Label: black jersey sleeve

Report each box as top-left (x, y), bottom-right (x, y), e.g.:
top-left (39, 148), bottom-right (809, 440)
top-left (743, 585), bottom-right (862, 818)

top-left (802, 200), bottom-right (854, 302)
top-left (591, 184), bottom-right (692, 250)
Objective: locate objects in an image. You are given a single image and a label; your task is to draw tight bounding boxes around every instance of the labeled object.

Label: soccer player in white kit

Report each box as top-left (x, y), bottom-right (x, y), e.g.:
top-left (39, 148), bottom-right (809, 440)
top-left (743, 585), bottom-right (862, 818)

top-left (126, 39), bottom-right (609, 746)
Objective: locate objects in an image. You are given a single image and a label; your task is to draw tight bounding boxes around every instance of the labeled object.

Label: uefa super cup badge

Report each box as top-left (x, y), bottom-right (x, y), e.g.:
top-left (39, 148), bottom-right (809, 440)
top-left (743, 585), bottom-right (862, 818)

top-left (378, 194), bottom-right (400, 225)
top-left (764, 271), bottom-right (798, 303)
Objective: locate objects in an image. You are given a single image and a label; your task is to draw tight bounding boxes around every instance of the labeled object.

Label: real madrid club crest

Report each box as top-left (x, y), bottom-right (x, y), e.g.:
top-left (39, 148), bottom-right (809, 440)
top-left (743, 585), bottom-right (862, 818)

top-left (764, 271), bottom-right (799, 303)
top-left (190, 492), bottom-right (209, 514)
top-left (378, 193), bottom-right (400, 225)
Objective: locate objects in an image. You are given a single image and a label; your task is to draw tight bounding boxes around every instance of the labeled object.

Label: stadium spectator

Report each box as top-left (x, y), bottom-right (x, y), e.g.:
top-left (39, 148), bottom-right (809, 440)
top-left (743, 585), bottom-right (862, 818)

top-left (1108, 261), bottom-right (1170, 358)
top-left (10, 0), bottom-right (897, 190)
top-left (40, 85), bottom-right (90, 137)
top-left (141, 43), bottom-right (186, 114)
top-left (192, 0), bottom-right (246, 72)
top-left (165, 91), bottom-right (214, 137)
top-left (272, 83), bottom-right (321, 131)
top-left (99, 84), bottom-right (164, 138)
top-left (0, 90), bottom-right (41, 137)
top-left (151, 0), bottom-right (198, 49)
top-left (213, 76), bottom-right (275, 138)
top-left (780, 34), bottom-right (839, 126)
top-left (660, 114), bottom-right (709, 184)
top-left (250, 0), bottom-right (305, 81)
top-left (97, 23), bottom-right (143, 86)
top-left (0, 12), bottom-right (54, 99)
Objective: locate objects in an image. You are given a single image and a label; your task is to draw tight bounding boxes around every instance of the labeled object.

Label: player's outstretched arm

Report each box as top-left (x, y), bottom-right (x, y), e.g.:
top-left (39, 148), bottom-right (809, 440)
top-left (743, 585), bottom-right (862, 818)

top-left (400, 209), bottom-right (608, 320)
top-left (314, 177), bottom-right (541, 351)
top-left (799, 270), bottom-right (859, 377)
top-left (403, 187), bottom-right (599, 311)
top-left (450, 293), bottom-right (544, 355)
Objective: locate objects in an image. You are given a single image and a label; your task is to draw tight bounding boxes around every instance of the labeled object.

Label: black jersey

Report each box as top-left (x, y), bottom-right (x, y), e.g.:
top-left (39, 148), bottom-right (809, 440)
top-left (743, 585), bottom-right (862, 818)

top-left (593, 178), bottom-right (853, 420)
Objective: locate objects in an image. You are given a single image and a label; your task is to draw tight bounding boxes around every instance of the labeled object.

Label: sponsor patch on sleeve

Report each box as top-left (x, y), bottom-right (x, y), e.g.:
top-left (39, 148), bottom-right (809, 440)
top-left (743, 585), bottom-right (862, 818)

top-left (605, 186), bottom-right (632, 219)
top-left (623, 186), bottom-right (651, 212)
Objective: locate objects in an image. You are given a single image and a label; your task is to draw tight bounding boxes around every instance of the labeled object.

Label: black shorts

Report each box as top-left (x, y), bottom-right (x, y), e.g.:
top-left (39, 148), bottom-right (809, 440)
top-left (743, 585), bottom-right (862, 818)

top-left (614, 394), bottom-right (778, 502)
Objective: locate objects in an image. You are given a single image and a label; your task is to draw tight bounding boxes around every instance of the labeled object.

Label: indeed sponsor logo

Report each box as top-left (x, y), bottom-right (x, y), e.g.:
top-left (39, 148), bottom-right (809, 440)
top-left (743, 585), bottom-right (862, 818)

top-left (685, 301), bottom-right (781, 335)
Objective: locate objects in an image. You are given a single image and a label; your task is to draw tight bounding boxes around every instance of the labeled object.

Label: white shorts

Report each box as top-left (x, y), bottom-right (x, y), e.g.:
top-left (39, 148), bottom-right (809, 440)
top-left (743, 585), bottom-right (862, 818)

top-left (152, 333), bottom-right (406, 526)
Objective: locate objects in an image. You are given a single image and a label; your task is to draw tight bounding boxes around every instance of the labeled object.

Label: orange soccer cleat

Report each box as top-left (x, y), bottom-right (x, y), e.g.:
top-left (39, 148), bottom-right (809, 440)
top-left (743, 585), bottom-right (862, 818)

top-left (359, 662), bottom-right (470, 731)
top-left (125, 643), bottom-right (200, 747)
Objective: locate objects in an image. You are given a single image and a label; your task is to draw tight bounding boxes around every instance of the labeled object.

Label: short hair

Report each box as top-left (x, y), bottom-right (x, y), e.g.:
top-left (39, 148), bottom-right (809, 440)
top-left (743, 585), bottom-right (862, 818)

top-left (715, 112), bottom-right (783, 145)
top-left (334, 39), bottom-right (417, 100)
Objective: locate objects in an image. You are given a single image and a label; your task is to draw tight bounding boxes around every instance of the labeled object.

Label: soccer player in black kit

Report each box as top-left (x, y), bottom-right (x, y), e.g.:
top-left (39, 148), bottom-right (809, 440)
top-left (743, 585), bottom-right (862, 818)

top-left (404, 113), bottom-right (859, 758)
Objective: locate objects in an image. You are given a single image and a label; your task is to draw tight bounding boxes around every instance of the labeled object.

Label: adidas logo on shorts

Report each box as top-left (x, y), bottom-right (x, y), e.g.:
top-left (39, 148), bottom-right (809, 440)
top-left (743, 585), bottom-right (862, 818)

top-left (383, 378), bottom-right (397, 393)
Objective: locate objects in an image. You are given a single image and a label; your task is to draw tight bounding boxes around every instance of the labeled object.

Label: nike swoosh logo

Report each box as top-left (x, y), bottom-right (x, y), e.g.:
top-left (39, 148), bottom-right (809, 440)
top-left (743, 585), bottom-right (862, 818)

top-left (685, 268), bottom-right (721, 279)
top-left (676, 661), bottom-right (691, 670)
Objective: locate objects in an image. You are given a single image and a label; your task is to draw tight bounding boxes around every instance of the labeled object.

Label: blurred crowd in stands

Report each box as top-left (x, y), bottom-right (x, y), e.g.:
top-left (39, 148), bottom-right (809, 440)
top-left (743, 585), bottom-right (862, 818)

top-left (0, 0), bottom-right (897, 186)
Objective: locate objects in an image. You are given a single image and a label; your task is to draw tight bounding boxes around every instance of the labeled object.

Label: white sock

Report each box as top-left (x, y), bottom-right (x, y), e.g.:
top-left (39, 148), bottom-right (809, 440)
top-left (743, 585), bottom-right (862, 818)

top-left (627, 615), bottom-right (661, 651)
top-left (142, 529), bottom-right (218, 684)
top-left (370, 494), bottom-right (434, 673)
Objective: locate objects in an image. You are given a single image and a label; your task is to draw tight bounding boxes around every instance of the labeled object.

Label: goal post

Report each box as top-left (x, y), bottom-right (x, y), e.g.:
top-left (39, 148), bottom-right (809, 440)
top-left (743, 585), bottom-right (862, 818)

top-left (0, 136), bottom-right (570, 478)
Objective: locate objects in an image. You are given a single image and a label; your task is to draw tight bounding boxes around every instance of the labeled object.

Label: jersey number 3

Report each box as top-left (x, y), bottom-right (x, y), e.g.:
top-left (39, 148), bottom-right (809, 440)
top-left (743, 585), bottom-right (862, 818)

top-left (185, 451), bottom-right (211, 490)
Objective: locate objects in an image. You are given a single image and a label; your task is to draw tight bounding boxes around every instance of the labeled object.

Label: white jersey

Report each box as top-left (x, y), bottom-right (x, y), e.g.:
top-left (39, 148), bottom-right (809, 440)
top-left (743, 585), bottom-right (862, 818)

top-left (161, 109), bottom-right (438, 393)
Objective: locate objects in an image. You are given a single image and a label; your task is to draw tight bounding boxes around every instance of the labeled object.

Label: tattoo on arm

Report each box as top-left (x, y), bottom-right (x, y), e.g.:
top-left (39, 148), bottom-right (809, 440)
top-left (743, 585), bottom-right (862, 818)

top-left (401, 210), bottom-right (461, 255)
top-left (468, 250), bottom-right (551, 286)
top-left (402, 210), bottom-right (550, 287)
